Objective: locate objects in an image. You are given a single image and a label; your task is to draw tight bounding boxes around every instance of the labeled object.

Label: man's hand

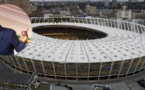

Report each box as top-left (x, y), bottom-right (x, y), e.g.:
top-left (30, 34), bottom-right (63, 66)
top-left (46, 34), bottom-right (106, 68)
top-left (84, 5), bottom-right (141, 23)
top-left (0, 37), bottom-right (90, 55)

top-left (21, 28), bottom-right (28, 44)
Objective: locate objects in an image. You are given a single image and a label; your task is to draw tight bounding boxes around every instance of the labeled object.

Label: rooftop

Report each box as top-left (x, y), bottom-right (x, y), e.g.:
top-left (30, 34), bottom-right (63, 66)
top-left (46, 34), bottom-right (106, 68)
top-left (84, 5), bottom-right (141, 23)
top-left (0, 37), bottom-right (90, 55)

top-left (17, 21), bottom-right (145, 63)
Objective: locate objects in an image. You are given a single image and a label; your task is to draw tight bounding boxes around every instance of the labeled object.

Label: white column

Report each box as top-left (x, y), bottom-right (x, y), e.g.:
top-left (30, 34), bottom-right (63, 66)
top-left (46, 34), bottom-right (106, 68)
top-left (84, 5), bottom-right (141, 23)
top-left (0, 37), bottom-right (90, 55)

top-left (9, 56), bottom-right (16, 67)
top-left (41, 60), bottom-right (46, 76)
top-left (64, 62), bottom-right (67, 80)
top-left (134, 57), bottom-right (142, 73)
top-left (22, 58), bottom-right (29, 71)
top-left (117, 61), bottom-right (124, 78)
top-left (108, 61), bottom-right (114, 79)
top-left (126, 59), bottom-right (134, 77)
top-left (15, 56), bottom-right (22, 70)
top-left (30, 59), bottom-right (37, 72)
top-left (98, 62), bottom-right (102, 80)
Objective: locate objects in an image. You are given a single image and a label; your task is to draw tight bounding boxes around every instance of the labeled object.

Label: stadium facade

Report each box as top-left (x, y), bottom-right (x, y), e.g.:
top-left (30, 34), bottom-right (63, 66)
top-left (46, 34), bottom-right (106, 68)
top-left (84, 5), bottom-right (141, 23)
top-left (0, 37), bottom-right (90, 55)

top-left (1, 17), bottom-right (145, 81)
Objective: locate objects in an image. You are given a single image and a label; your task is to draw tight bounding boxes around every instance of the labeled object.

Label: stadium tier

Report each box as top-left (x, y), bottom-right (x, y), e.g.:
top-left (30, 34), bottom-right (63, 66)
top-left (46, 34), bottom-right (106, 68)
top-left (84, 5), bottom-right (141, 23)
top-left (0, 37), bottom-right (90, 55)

top-left (1, 17), bottom-right (145, 81)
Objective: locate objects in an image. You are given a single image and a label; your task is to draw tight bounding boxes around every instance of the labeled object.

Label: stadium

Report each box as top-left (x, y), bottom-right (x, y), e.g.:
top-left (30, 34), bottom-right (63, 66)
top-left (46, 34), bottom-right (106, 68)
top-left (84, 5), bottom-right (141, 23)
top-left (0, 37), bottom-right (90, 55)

top-left (1, 17), bottom-right (145, 81)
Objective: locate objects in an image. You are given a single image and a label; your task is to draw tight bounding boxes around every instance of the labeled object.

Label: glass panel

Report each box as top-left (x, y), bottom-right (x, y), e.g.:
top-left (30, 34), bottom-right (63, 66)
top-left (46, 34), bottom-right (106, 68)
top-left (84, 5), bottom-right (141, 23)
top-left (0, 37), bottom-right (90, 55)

top-left (31, 19), bottom-right (35, 23)
top-left (98, 19), bottom-right (101, 25)
top-left (138, 26), bottom-right (142, 34)
top-left (114, 21), bottom-right (117, 28)
top-left (6, 56), bottom-right (13, 65)
top-left (33, 60), bottom-right (44, 74)
top-left (111, 61), bottom-right (122, 75)
top-left (70, 18), bottom-right (75, 23)
top-left (124, 22), bottom-right (128, 30)
top-left (77, 63), bottom-right (88, 77)
top-left (23, 58), bottom-right (35, 72)
top-left (122, 22), bottom-right (125, 29)
top-left (16, 56), bottom-right (26, 70)
top-left (128, 23), bottom-right (131, 31)
top-left (66, 18), bottom-right (70, 22)
top-left (66, 63), bottom-right (76, 76)
top-left (1, 56), bottom-right (9, 63)
top-left (49, 18), bottom-right (54, 23)
top-left (44, 18), bottom-right (49, 23)
top-left (79, 18), bottom-right (83, 23)
top-left (35, 18), bottom-right (39, 23)
top-left (108, 20), bottom-right (111, 27)
top-left (89, 63), bottom-right (100, 76)
top-left (87, 18), bottom-right (91, 24)
top-left (112, 21), bottom-right (115, 27)
top-left (43, 61), bottom-right (54, 75)
top-left (105, 20), bottom-right (108, 26)
top-left (135, 25), bottom-right (138, 33)
top-left (100, 62), bottom-right (112, 76)
top-left (120, 60), bottom-right (131, 74)
top-left (136, 57), bottom-right (145, 71)
top-left (95, 19), bottom-right (98, 25)
top-left (141, 57), bottom-right (145, 69)
top-left (40, 18), bottom-right (44, 23)
top-left (10, 55), bottom-right (19, 67)
top-left (129, 58), bottom-right (139, 73)
top-left (57, 18), bottom-right (62, 23)
top-left (54, 62), bottom-right (65, 76)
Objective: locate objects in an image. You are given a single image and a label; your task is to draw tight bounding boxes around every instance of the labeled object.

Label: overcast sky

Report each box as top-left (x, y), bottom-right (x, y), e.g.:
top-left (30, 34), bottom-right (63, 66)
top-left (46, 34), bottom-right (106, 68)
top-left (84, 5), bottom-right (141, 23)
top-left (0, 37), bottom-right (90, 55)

top-left (30, 0), bottom-right (144, 2)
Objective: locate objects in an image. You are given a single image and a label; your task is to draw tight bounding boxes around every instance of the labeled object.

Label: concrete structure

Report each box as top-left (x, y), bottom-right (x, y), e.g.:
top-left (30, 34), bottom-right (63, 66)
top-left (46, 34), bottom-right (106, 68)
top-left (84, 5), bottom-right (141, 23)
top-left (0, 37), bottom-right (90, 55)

top-left (117, 10), bottom-right (132, 20)
top-left (117, 6), bottom-right (145, 20)
top-left (1, 17), bottom-right (145, 82)
top-left (0, 0), bottom-right (30, 15)
top-left (86, 5), bottom-right (97, 15)
top-left (117, 6), bottom-right (132, 20)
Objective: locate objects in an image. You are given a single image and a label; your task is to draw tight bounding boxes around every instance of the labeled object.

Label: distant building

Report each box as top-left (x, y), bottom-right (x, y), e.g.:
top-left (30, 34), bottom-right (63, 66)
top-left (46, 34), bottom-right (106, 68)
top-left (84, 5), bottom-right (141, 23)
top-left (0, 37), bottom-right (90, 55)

top-left (112, 0), bottom-right (117, 8)
top-left (31, 4), bottom-right (37, 12)
top-left (132, 19), bottom-right (144, 24)
top-left (86, 5), bottom-right (97, 15)
top-left (86, 5), bottom-right (90, 14)
top-left (90, 6), bottom-right (97, 15)
top-left (104, 0), bottom-right (110, 7)
top-left (117, 6), bottom-right (132, 20)
top-left (0, 0), bottom-right (30, 16)
top-left (60, 11), bottom-right (71, 16)
top-left (129, 0), bottom-right (138, 2)
top-left (43, 9), bottom-right (50, 14)
top-left (44, 14), bottom-right (53, 18)
top-left (132, 12), bottom-right (145, 19)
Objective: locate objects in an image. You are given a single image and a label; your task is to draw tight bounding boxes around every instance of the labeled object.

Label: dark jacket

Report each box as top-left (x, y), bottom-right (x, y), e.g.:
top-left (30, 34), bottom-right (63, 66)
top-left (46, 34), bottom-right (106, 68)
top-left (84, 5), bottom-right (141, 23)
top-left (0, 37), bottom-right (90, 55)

top-left (0, 26), bottom-right (26, 55)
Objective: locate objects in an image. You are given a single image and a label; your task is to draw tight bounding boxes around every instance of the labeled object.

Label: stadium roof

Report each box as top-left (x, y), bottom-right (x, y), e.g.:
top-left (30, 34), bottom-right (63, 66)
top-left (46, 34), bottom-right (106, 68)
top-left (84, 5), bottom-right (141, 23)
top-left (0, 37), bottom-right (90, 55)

top-left (17, 22), bottom-right (145, 63)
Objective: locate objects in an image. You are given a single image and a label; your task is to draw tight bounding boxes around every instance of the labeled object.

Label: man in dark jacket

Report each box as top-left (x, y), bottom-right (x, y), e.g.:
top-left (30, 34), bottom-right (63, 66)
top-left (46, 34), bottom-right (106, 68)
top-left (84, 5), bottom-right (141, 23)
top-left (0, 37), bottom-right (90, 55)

top-left (0, 25), bottom-right (28, 55)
